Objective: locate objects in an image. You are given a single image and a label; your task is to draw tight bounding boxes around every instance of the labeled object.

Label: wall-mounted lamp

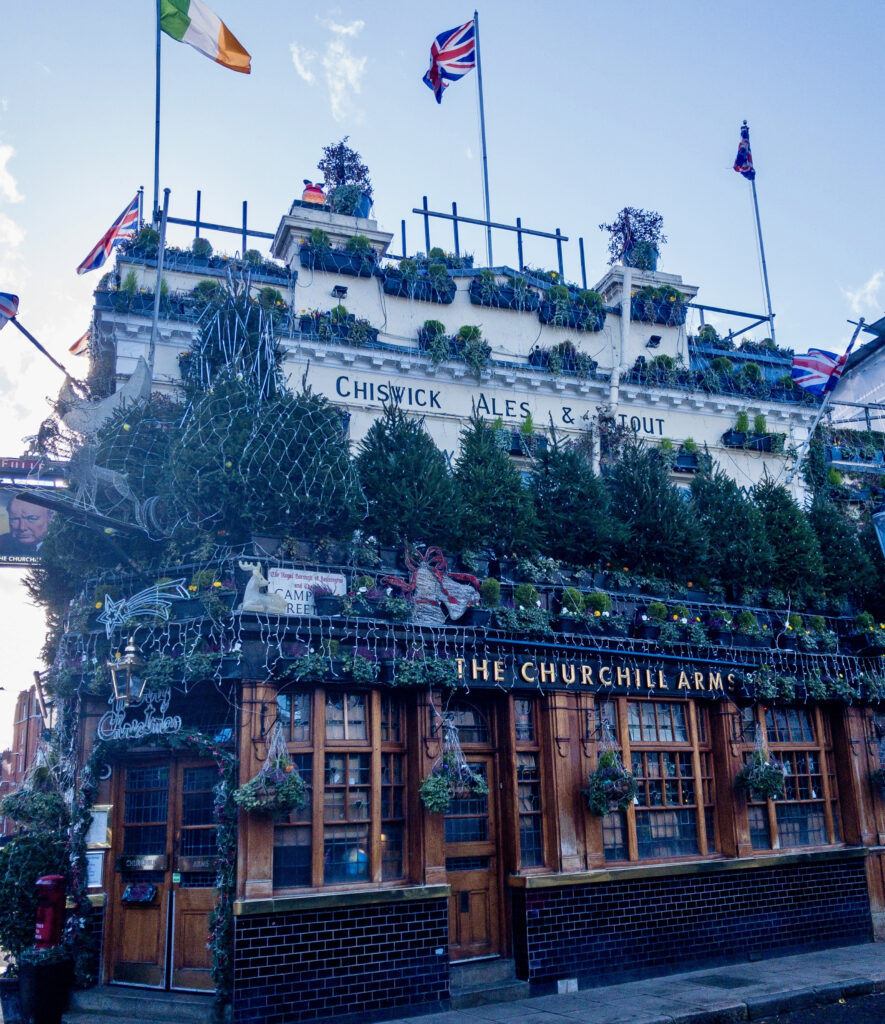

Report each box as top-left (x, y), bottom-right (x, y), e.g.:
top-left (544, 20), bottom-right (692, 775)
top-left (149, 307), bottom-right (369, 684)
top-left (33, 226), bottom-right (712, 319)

top-left (646, 335), bottom-right (662, 349)
top-left (331, 285), bottom-right (348, 299)
top-left (108, 637), bottom-right (146, 705)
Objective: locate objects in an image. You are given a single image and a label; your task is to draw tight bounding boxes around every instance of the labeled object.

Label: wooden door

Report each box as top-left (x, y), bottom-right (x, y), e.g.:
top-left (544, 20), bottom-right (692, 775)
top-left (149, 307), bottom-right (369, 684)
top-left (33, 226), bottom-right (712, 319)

top-left (110, 763), bottom-right (172, 986)
top-left (109, 760), bottom-right (216, 990)
top-left (444, 756), bottom-right (501, 960)
top-left (170, 764), bottom-right (217, 991)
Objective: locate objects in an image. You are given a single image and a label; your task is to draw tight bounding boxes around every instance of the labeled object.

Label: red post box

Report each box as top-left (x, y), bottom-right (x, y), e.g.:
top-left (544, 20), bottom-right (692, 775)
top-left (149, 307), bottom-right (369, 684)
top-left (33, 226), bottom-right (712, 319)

top-left (34, 874), bottom-right (66, 949)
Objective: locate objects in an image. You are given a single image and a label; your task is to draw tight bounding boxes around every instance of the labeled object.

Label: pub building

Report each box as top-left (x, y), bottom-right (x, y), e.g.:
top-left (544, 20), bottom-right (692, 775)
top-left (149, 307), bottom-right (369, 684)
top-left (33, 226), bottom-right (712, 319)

top-left (34, 191), bottom-right (885, 1024)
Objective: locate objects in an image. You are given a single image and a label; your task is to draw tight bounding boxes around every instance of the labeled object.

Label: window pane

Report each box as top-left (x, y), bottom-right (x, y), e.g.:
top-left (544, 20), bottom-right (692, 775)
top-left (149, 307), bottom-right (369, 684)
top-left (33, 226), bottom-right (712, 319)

top-left (323, 824), bottom-right (369, 883)
top-left (636, 808), bottom-right (700, 858)
top-left (325, 692), bottom-right (367, 741)
top-left (444, 703), bottom-right (490, 744)
top-left (602, 811), bottom-right (628, 861)
top-left (278, 691), bottom-right (311, 742)
top-left (514, 700), bottom-right (535, 743)
top-left (381, 823), bottom-right (403, 880)
top-left (517, 753), bottom-right (543, 867)
top-left (273, 753), bottom-right (313, 888)
top-left (445, 763), bottom-right (489, 842)
top-left (380, 695), bottom-right (402, 744)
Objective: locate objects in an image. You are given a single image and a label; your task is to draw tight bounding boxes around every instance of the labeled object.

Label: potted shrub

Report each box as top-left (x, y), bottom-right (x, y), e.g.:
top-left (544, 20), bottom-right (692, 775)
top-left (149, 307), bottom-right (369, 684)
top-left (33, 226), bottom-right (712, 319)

top-left (735, 751), bottom-right (785, 801)
top-left (417, 319), bottom-right (450, 364)
top-left (191, 236), bottom-right (213, 264)
top-left (747, 412), bottom-right (773, 452)
top-left (583, 749), bottom-right (638, 815)
top-left (633, 600), bottom-right (666, 640)
top-left (675, 437), bottom-right (700, 472)
top-left (457, 325), bottom-right (491, 377)
top-left (558, 587), bottom-right (586, 635)
top-left (732, 610), bottom-right (768, 649)
top-left (776, 612), bottom-right (803, 650)
top-left (466, 577), bottom-right (499, 628)
top-left (723, 410), bottom-right (750, 448)
top-left (317, 137), bottom-right (373, 217)
top-left (599, 207), bottom-right (667, 271)
top-left (850, 612), bottom-right (885, 653)
top-left (706, 609), bottom-right (733, 645)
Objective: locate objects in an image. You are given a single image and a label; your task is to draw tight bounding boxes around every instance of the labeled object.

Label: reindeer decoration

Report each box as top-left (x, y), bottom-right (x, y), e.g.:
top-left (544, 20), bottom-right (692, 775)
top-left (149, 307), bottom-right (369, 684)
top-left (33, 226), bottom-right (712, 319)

top-left (238, 560), bottom-right (289, 615)
top-left (385, 547), bottom-right (480, 625)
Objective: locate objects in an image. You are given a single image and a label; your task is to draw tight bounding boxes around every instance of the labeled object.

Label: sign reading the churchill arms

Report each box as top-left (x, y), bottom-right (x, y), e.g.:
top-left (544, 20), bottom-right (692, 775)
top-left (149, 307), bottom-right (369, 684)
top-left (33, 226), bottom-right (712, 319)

top-left (454, 654), bottom-right (741, 699)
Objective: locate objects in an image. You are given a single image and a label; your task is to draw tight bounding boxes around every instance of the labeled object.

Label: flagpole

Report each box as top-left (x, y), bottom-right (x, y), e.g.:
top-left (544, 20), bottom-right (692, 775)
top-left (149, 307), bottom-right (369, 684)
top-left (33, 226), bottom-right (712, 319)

top-left (147, 188), bottom-right (170, 376)
top-left (785, 318), bottom-right (865, 484)
top-left (744, 120), bottom-right (775, 345)
top-left (473, 10), bottom-right (493, 267)
top-left (9, 319), bottom-right (70, 377)
top-left (153, 0), bottom-right (162, 224)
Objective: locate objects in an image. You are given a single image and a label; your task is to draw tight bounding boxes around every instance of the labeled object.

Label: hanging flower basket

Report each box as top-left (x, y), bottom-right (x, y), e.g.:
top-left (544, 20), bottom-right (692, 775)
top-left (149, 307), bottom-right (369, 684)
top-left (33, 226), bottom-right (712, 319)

top-left (584, 749), bottom-right (637, 816)
top-left (419, 752), bottom-right (488, 814)
top-left (735, 750), bottom-right (785, 800)
top-left (233, 723), bottom-right (307, 820)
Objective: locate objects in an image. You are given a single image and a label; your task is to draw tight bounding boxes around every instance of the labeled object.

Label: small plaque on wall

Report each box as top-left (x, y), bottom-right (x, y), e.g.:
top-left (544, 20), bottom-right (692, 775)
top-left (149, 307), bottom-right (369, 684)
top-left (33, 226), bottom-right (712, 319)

top-left (86, 805), bottom-right (112, 848)
top-left (121, 883), bottom-right (158, 905)
top-left (86, 851), bottom-right (104, 888)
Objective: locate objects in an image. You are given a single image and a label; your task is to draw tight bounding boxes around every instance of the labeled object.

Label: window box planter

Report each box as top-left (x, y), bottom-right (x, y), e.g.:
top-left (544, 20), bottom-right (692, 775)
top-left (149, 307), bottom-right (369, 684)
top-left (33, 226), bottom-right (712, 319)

top-left (631, 621), bottom-right (661, 641)
top-left (464, 606), bottom-right (493, 628)
top-left (382, 274), bottom-right (456, 304)
top-left (674, 452), bottom-right (700, 473)
top-left (299, 313), bottom-right (379, 346)
top-left (538, 301), bottom-right (606, 332)
top-left (746, 433), bottom-right (773, 453)
top-left (528, 348), bottom-right (549, 369)
top-left (631, 296), bottom-right (688, 326)
top-left (732, 633), bottom-right (769, 650)
top-left (557, 615), bottom-right (586, 636)
top-left (707, 627), bottom-right (733, 645)
top-left (509, 432), bottom-right (547, 456)
top-left (312, 594), bottom-right (343, 616)
top-left (468, 279), bottom-right (540, 312)
top-left (298, 243), bottom-right (376, 278)
top-left (721, 429), bottom-right (747, 448)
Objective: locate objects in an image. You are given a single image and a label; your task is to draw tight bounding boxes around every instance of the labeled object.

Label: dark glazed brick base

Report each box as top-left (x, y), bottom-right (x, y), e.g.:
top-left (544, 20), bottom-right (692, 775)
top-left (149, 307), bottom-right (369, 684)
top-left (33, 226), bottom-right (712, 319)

top-left (233, 898), bottom-right (449, 1024)
top-left (513, 858), bottom-right (873, 986)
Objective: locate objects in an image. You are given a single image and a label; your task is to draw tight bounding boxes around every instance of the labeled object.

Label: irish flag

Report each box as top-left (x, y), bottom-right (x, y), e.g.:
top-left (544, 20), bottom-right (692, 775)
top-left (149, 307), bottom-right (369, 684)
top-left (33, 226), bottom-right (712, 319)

top-left (160, 0), bottom-right (251, 74)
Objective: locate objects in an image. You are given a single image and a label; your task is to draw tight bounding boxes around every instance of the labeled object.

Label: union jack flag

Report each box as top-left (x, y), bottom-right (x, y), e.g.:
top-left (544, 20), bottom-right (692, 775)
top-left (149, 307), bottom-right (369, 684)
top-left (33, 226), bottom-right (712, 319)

top-left (0, 292), bottom-right (19, 330)
top-left (76, 194), bottom-right (140, 275)
top-left (423, 20), bottom-right (476, 104)
top-left (792, 338), bottom-right (856, 396)
top-left (733, 121), bottom-right (755, 180)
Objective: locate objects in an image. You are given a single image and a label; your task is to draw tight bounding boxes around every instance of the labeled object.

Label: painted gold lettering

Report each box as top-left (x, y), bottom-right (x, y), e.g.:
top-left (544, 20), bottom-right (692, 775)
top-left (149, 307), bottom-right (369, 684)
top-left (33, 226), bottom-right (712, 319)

top-left (560, 663), bottom-right (576, 685)
top-left (598, 666), bottom-right (611, 686)
top-left (539, 662), bottom-right (556, 684)
top-left (708, 672), bottom-right (723, 692)
top-left (472, 659), bottom-right (489, 681)
top-left (520, 661), bottom-right (536, 683)
top-left (657, 671), bottom-right (666, 690)
top-left (456, 658), bottom-right (464, 680)
top-left (694, 672), bottom-right (705, 690)
top-left (678, 671), bottom-right (691, 690)
top-left (616, 666), bottom-right (631, 688)
top-left (493, 660), bottom-right (505, 682)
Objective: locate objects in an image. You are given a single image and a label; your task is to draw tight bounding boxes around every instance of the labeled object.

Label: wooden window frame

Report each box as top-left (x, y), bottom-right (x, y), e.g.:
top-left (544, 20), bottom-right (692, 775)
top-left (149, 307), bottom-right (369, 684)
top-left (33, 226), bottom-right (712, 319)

top-left (740, 704), bottom-right (840, 850)
top-left (513, 698), bottom-right (545, 870)
top-left (588, 697), bottom-right (714, 863)
top-left (273, 686), bottom-right (407, 891)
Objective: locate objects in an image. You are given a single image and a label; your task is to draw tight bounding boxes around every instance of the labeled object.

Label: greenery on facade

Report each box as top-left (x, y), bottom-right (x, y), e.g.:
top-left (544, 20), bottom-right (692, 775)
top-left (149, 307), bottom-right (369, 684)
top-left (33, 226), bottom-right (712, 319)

top-left (735, 750), bottom-right (786, 801)
top-left (584, 749), bottom-right (638, 815)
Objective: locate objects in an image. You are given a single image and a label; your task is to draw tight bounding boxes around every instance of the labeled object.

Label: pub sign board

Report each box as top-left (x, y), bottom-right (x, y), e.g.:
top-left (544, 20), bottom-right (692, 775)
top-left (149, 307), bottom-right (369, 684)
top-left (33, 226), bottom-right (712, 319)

top-left (456, 654), bottom-right (742, 699)
top-left (268, 567), bottom-right (346, 616)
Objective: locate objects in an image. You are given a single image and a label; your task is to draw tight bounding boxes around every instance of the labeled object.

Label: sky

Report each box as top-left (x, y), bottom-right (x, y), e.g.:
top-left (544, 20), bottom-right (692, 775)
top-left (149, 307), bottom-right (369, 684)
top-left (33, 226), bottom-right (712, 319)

top-left (0, 0), bottom-right (884, 747)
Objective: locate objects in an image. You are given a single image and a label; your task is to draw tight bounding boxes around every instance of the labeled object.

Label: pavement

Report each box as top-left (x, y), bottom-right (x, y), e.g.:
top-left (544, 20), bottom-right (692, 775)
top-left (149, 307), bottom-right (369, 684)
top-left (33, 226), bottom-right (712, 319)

top-left (387, 942), bottom-right (885, 1024)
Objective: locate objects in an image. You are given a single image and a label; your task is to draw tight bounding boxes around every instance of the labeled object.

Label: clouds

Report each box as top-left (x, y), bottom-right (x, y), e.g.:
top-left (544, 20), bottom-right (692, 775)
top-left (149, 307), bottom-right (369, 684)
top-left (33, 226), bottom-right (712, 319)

top-left (0, 144), bottom-right (23, 203)
top-left (842, 270), bottom-right (884, 317)
top-left (290, 19), bottom-right (367, 122)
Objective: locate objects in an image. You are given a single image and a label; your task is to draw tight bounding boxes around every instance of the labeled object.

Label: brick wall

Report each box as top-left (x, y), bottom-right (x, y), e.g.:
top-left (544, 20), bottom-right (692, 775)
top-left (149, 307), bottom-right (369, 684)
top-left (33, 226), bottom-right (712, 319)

top-left (512, 857), bottom-right (873, 986)
top-left (233, 898), bottom-right (449, 1024)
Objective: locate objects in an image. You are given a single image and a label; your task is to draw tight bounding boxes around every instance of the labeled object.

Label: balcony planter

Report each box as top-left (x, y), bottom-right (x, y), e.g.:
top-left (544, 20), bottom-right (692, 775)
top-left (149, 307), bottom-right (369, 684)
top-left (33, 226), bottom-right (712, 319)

top-left (538, 301), bottom-right (606, 332)
top-left (722, 429), bottom-right (747, 448)
top-left (632, 621), bottom-right (661, 641)
top-left (382, 274), bottom-right (456, 304)
top-left (674, 452), bottom-right (700, 473)
top-left (468, 279), bottom-right (540, 312)
top-left (745, 433), bottom-right (773, 453)
top-left (631, 296), bottom-right (688, 327)
top-left (528, 348), bottom-right (549, 369)
top-left (298, 243), bottom-right (376, 278)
